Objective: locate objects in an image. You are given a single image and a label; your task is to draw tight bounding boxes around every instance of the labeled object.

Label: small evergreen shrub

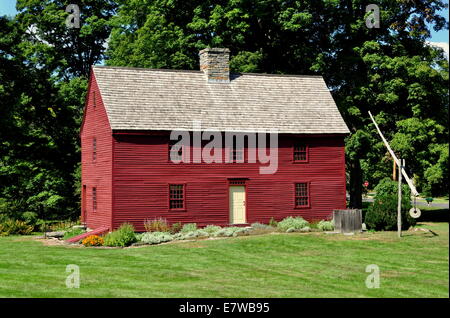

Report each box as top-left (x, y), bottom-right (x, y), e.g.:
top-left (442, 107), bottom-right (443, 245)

top-left (365, 194), bottom-right (414, 231)
top-left (365, 178), bottom-right (415, 231)
top-left (144, 217), bottom-right (170, 233)
top-left (203, 225), bottom-right (222, 234)
top-left (103, 223), bottom-right (137, 247)
top-left (317, 220), bottom-right (334, 231)
top-left (82, 235), bottom-right (104, 247)
top-left (277, 216), bottom-right (309, 232)
top-left (140, 231), bottom-right (173, 244)
top-left (169, 222), bottom-right (182, 234)
top-left (181, 223), bottom-right (197, 233)
top-left (0, 219), bottom-right (34, 236)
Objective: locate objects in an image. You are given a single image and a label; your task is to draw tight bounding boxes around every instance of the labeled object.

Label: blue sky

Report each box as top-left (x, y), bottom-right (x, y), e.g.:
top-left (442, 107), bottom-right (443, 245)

top-left (0, 0), bottom-right (448, 43)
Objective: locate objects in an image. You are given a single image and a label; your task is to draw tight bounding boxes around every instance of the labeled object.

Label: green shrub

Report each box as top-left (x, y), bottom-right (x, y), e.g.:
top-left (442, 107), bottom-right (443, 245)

top-left (365, 178), bottom-right (415, 231)
top-left (213, 227), bottom-right (249, 237)
top-left (181, 223), bottom-right (197, 233)
top-left (277, 216), bottom-right (309, 232)
top-left (63, 228), bottom-right (86, 240)
top-left (140, 231), bottom-right (173, 244)
top-left (287, 226), bottom-right (310, 233)
top-left (374, 177), bottom-right (411, 198)
top-left (203, 225), bottom-right (222, 234)
top-left (171, 226), bottom-right (250, 240)
top-left (21, 212), bottom-right (38, 226)
top-left (172, 232), bottom-right (186, 240)
top-left (36, 220), bottom-right (78, 232)
top-left (144, 217), bottom-right (170, 232)
top-left (317, 220), bottom-right (334, 231)
top-left (0, 213), bottom-right (8, 223)
top-left (182, 229), bottom-right (210, 239)
top-left (0, 219), bottom-right (34, 236)
top-left (170, 222), bottom-right (182, 234)
top-left (103, 223), bottom-right (137, 247)
top-left (365, 194), bottom-right (414, 231)
top-left (172, 229), bottom-right (210, 240)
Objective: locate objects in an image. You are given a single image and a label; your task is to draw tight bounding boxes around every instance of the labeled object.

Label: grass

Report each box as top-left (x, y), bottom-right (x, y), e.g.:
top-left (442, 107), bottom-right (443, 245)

top-left (0, 222), bottom-right (448, 298)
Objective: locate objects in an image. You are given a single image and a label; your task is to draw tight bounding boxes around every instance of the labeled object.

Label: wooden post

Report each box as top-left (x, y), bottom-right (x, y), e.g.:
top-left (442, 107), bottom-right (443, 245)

top-left (397, 159), bottom-right (404, 238)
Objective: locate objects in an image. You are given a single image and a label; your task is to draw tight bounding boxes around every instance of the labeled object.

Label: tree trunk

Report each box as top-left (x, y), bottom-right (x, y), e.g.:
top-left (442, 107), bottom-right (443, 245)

top-left (349, 158), bottom-right (363, 209)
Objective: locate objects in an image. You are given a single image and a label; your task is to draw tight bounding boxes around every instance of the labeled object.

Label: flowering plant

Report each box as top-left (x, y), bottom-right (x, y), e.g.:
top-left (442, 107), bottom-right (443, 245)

top-left (81, 235), bottom-right (104, 247)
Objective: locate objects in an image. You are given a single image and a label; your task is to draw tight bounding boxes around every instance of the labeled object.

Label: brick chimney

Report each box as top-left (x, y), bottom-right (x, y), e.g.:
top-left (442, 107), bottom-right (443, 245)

top-left (199, 48), bottom-right (230, 83)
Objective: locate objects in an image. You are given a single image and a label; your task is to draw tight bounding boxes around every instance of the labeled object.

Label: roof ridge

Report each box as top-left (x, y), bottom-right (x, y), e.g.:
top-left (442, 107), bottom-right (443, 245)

top-left (93, 65), bottom-right (323, 78)
top-left (233, 72), bottom-right (323, 79)
top-left (93, 65), bottom-right (203, 74)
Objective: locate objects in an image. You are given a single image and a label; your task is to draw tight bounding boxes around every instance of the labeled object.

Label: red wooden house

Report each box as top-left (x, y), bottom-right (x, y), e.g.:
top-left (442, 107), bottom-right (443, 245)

top-left (80, 48), bottom-right (350, 232)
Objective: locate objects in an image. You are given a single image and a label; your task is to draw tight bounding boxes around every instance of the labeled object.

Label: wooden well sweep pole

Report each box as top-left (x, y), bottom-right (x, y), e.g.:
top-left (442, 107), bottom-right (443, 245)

top-left (398, 159), bottom-right (404, 238)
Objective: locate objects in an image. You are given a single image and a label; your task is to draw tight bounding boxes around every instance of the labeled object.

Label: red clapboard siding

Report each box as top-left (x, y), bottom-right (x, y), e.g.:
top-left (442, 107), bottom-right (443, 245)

top-left (80, 72), bottom-right (113, 230)
top-left (111, 133), bottom-right (346, 232)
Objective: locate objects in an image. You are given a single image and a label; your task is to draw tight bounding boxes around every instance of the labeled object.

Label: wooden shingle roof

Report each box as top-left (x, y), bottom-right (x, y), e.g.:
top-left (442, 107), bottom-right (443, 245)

top-left (93, 66), bottom-right (350, 134)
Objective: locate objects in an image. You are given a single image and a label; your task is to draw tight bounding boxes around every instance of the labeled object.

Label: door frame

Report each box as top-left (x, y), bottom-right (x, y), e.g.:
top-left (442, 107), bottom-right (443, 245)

top-left (227, 178), bottom-right (248, 225)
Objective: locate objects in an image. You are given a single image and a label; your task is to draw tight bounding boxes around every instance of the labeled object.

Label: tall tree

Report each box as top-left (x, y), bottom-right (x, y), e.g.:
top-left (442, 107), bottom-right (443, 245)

top-left (16, 0), bottom-right (118, 78)
top-left (0, 16), bottom-right (66, 219)
top-left (1, 1), bottom-right (118, 221)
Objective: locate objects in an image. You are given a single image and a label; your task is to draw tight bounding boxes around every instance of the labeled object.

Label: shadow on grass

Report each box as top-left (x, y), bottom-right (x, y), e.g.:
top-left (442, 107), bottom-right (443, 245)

top-left (417, 209), bottom-right (449, 222)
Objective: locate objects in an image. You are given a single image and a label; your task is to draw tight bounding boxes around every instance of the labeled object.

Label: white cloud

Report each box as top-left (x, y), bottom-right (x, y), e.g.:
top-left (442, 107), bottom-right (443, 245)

top-left (427, 41), bottom-right (449, 60)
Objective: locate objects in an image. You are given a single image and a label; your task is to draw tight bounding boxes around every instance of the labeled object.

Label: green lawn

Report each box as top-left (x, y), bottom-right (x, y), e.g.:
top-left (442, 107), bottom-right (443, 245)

top-left (0, 222), bottom-right (448, 298)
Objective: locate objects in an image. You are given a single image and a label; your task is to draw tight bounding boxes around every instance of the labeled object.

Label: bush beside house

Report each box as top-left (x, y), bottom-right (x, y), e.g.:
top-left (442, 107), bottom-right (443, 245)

top-left (365, 178), bottom-right (415, 231)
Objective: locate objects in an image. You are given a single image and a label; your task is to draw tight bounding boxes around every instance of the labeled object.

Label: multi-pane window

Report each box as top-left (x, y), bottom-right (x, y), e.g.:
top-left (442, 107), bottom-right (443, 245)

top-left (294, 144), bottom-right (308, 162)
top-left (92, 187), bottom-right (97, 212)
top-left (169, 184), bottom-right (185, 209)
top-left (295, 183), bottom-right (309, 207)
top-left (93, 137), bottom-right (97, 162)
top-left (169, 140), bottom-right (183, 162)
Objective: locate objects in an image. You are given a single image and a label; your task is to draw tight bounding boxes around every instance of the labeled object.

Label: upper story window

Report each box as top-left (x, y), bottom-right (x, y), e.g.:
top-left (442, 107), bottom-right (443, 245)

top-left (93, 91), bottom-right (96, 108)
top-left (295, 183), bottom-right (309, 208)
top-left (294, 143), bottom-right (308, 162)
top-left (93, 137), bottom-right (97, 162)
top-left (92, 187), bottom-right (97, 212)
top-left (169, 184), bottom-right (185, 210)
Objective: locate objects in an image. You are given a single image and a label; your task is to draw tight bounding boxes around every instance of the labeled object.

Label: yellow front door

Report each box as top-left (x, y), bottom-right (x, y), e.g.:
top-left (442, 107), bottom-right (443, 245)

top-left (229, 186), bottom-right (246, 224)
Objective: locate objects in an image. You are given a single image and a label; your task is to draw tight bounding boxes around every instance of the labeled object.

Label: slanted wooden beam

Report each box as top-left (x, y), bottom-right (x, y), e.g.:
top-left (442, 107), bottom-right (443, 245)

top-left (368, 111), bottom-right (419, 197)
